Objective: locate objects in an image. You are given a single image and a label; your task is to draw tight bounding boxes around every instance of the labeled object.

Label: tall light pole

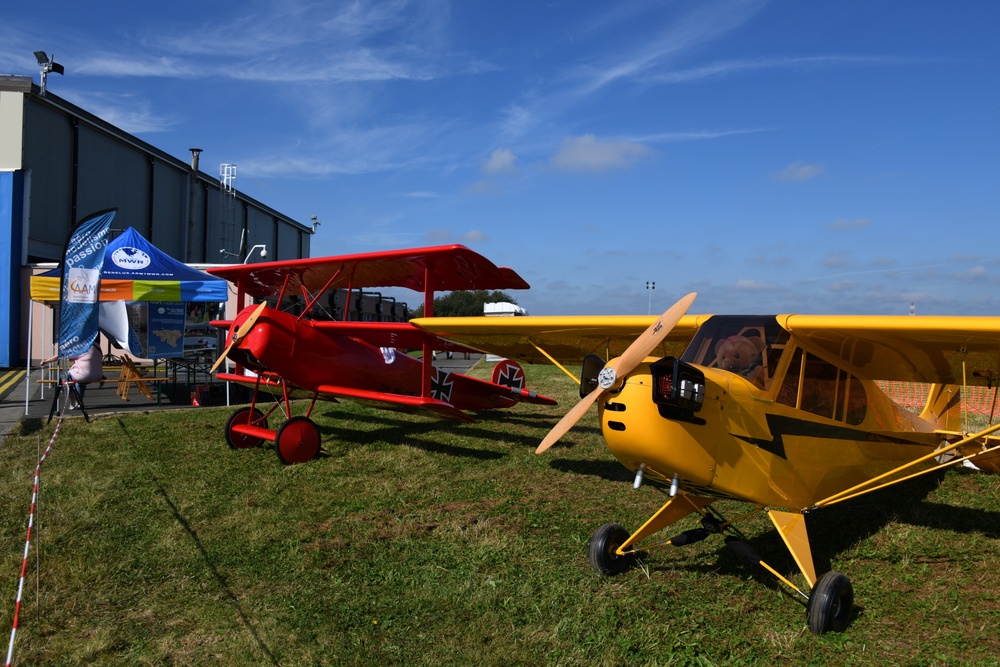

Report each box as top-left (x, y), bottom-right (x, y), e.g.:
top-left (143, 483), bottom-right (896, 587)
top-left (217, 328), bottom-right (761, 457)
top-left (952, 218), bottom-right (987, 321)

top-left (646, 281), bottom-right (655, 315)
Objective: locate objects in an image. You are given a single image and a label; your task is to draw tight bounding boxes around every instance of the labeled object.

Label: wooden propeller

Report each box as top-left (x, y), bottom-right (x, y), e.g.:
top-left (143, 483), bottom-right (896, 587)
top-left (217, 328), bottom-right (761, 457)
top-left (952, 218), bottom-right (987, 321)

top-left (535, 292), bottom-right (696, 454)
top-left (210, 302), bottom-right (268, 373)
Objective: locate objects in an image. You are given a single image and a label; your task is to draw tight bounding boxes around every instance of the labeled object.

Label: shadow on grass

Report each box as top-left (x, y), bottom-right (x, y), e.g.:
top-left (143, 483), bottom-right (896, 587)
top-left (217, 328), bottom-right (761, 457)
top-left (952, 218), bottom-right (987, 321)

top-left (15, 417), bottom-right (46, 436)
top-left (588, 468), bottom-right (988, 632)
top-left (315, 413), bottom-right (510, 460)
top-left (467, 409), bottom-right (560, 428)
top-left (548, 457), bottom-right (634, 483)
top-left (153, 479), bottom-right (280, 666)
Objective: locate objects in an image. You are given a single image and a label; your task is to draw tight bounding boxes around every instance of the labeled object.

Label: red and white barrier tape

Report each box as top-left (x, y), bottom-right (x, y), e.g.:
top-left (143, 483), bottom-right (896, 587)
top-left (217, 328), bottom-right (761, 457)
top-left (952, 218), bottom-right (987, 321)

top-left (5, 407), bottom-right (64, 667)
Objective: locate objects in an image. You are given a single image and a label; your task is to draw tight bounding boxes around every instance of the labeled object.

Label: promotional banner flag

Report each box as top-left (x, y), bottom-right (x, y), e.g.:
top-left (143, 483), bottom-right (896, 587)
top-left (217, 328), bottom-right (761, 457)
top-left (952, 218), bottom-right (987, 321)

top-left (58, 208), bottom-right (116, 359)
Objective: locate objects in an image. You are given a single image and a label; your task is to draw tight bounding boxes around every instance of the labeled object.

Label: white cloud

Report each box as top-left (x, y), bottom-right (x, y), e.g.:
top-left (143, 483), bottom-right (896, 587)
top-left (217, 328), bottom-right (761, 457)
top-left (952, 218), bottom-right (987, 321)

top-left (777, 161), bottom-right (825, 182)
top-left (648, 55), bottom-right (946, 85)
top-left (959, 265), bottom-right (989, 280)
top-left (64, 90), bottom-right (177, 133)
top-left (550, 134), bottom-right (654, 173)
top-left (571, 0), bottom-right (767, 97)
top-left (822, 252), bottom-right (850, 268)
top-left (734, 278), bottom-right (780, 291)
top-left (482, 148), bottom-right (518, 175)
top-left (466, 180), bottom-right (498, 194)
top-left (424, 228), bottom-right (452, 243)
top-left (461, 230), bottom-right (490, 243)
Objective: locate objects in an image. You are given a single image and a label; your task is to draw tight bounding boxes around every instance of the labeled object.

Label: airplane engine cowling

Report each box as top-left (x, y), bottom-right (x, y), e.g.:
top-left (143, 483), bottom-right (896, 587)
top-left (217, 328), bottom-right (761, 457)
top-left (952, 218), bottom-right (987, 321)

top-left (650, 357), bottom-right (706, 419)
top-left (599, 360), bottom-right (720, 489)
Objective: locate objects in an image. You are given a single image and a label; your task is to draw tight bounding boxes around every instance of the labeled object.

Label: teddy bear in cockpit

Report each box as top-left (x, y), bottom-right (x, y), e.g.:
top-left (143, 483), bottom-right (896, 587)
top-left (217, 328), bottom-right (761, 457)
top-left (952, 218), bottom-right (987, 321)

top-left (714, 334), bottom-right (767, 388)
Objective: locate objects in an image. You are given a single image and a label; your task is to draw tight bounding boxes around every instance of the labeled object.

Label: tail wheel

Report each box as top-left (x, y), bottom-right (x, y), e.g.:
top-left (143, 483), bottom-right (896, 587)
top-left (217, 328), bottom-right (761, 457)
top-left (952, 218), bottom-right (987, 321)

top-left (807, 572), bottom-right (854, 634)
top-left (225, 407), bottom-right (268, 449)
top-left (275, 416), bottom-right (322, 465)
top-left (589, 523), bottom-right (637, 575)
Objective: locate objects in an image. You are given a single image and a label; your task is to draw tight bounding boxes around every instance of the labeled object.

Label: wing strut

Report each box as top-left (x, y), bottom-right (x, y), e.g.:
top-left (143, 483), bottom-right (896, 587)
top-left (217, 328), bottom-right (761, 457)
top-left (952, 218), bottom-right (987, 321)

top-left (275, 272), bottom-right (294, 305)
top-left (811, 422), bottom-right (1000, 510)
top-left (421, 265), bottom-right (434, 399)
top-left (297, 267), bottom-right (344, 322)
top-left (528, 339), bottom-right (580, 384)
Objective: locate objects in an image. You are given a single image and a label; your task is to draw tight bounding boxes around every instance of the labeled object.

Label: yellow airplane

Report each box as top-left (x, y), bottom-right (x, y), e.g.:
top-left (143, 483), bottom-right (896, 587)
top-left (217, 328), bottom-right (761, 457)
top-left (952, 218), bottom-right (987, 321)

top-left (412, 294), bottom-right (1000, 634)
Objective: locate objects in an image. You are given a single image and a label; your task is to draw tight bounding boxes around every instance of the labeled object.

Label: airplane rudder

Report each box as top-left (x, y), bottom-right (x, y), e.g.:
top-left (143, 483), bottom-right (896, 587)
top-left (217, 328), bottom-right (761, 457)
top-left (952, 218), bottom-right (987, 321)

top-left (918, 383), bottom-right (963, 431)
top-left (491, 358), bottom-right (526, 390)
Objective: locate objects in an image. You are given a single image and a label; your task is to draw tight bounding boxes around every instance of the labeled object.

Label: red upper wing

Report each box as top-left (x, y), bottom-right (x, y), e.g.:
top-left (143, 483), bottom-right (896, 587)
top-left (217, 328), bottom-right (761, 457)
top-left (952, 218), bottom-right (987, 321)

top-left (206, 245), bottom-right (529, 299)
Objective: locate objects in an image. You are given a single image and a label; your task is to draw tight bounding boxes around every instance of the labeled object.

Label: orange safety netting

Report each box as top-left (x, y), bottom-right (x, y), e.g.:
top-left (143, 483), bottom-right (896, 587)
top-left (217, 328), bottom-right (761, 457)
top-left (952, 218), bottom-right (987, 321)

top-left (876, 381), bottom-right (1000, 416)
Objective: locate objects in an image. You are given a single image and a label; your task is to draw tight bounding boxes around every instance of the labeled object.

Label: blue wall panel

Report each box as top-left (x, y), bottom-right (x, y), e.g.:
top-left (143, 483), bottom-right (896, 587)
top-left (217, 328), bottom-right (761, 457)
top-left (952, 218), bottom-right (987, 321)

top-left (0, 171), bottom-right (24, 367)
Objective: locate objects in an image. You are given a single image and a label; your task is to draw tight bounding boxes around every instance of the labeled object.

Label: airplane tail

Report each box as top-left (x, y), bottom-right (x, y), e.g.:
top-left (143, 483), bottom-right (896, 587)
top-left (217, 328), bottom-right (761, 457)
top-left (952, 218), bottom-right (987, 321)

top-left (919, 383), bottom-right (1000, 473)
top-left (490, 359), bottom-right (557, 406)
top-left (919, 383), bottom-right (963, 431)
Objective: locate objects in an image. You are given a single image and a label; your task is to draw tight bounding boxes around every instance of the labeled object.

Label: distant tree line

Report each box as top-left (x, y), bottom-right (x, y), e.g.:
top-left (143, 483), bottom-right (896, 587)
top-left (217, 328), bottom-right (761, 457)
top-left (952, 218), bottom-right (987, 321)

top-left (409, 290), bottom-right (517, 318)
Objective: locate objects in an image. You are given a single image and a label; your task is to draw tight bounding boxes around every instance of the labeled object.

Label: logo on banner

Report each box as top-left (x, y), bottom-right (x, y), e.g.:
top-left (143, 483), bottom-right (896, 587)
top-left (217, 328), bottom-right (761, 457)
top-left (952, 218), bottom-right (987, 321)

top-left (112, 247), bottom-right (152, 270)
top-left (66, 267), bottom-right (100, 303)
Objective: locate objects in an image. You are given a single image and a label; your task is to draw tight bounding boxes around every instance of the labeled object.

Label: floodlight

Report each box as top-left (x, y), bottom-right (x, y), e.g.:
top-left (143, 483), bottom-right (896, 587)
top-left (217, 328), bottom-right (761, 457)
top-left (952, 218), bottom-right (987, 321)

top-left (34, 50), bottom-right (64, 95)
top-left (244, 245), bottom-right (267, 263)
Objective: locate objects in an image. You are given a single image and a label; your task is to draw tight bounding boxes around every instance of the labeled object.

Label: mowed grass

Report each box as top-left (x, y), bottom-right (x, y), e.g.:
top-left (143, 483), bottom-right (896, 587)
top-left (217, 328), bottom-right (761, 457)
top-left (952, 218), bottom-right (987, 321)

top-left (1, 363), bottom-right (999, 666)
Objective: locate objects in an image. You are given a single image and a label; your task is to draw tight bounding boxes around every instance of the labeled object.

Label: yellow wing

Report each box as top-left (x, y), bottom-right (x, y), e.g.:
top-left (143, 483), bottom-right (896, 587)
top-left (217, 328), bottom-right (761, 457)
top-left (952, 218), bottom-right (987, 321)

top-left (780, 314), bottom-right (1000, 386)
top-left (410, 314), bottom-right (710, 365)
top-left (415, 312), bottom-right (1000, 386)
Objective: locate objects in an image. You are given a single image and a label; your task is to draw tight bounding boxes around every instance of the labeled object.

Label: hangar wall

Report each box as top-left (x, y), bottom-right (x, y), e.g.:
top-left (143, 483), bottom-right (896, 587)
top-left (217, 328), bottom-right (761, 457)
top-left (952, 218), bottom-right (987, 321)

top-left (0, 75), bottom-right (313, 366)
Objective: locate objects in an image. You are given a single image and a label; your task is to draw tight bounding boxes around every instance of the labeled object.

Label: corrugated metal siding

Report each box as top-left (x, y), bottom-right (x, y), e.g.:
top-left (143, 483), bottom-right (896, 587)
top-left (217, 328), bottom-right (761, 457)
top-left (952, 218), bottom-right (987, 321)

top-left (150, 161), bottom-right (187, 258)
top-left (23, 102), bottom-right (73, 259)
top-left (77, 127), bottom-right (150, 235)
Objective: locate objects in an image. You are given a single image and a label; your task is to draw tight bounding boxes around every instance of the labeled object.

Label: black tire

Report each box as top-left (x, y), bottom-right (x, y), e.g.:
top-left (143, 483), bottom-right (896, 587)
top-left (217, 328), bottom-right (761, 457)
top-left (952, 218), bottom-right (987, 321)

top-left (807, 571), bottom-right (854, 634)
top-left (275, 416), bottom-right (322, 465)
top-left (225, 407), bottom-right (268, 449)
top-left (588, 523), bottom-right (636, 575)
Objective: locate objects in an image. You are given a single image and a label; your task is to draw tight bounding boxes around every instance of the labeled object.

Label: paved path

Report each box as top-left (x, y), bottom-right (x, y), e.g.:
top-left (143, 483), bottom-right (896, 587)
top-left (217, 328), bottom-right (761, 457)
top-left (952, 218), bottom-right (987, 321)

top-left (0, 354), bottom-right (485, 441)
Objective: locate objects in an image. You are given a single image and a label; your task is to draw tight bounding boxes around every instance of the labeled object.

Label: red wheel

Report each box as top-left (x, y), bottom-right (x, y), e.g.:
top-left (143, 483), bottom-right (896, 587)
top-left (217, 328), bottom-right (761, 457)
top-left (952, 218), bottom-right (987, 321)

top-left (225, 407), bottom-right (268, 449)
top-left (275, 416), bottom-right (321, 465)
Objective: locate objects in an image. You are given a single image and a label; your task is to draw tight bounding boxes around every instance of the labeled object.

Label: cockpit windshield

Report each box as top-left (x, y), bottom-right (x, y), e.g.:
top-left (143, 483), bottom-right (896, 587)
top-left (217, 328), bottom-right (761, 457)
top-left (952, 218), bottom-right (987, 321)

top-left (680, 315), bottom-right (789, 389)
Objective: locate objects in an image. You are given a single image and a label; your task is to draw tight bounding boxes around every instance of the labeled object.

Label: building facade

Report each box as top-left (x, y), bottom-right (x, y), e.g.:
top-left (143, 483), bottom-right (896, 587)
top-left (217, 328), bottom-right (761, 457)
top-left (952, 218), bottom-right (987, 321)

top-left (0, 74), bottom-right (313, 366)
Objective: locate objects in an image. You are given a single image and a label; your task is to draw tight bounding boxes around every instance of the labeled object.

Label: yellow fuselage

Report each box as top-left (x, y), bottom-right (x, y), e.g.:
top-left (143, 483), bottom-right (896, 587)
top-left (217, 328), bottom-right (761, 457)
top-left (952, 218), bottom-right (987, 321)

top-left (600, 363), bottom-right (940, 509)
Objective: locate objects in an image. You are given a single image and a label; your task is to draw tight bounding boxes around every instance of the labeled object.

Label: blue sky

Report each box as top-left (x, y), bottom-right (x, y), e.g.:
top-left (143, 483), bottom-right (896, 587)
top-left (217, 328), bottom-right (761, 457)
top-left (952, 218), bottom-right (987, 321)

top-left (3, 1), bottom-right (998, 316)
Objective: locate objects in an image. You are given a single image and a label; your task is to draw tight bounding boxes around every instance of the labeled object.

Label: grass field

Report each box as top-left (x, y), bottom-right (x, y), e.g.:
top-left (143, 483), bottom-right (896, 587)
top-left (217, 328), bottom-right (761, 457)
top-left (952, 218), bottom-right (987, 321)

top-left (2, 363), bottom-right (998, 666)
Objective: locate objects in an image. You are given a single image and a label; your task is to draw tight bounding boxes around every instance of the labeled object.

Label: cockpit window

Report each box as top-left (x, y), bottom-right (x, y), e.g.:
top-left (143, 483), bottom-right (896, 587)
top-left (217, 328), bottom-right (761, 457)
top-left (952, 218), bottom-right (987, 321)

top-left (680, 316), bottom-right (790, 390)
top-left (776, 348), bottom-right (867, 425)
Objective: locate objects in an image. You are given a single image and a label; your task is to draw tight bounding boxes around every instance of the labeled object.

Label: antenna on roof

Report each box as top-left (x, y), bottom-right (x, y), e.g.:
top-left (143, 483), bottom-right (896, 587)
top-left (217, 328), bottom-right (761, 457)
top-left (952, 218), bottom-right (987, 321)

top-left (219, 163), bottom-right (238, 259)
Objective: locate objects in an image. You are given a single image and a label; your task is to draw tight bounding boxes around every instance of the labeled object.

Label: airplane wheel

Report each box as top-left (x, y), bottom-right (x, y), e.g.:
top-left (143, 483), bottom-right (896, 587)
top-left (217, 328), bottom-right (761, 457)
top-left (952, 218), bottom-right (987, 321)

top-left (807, 572), bottom-right (854, 634)
top-left (589, 523), bottom-right (636, 575)
top-left (275, 416), bottom-right (321, 465)
top-left (225, 407), bottom-right (268, 449)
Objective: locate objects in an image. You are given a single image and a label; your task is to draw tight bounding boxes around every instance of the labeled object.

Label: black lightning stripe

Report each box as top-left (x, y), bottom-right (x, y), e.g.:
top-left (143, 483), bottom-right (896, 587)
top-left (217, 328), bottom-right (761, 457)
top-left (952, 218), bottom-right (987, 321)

top-left (734, 413), bottom-right (935, 460)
